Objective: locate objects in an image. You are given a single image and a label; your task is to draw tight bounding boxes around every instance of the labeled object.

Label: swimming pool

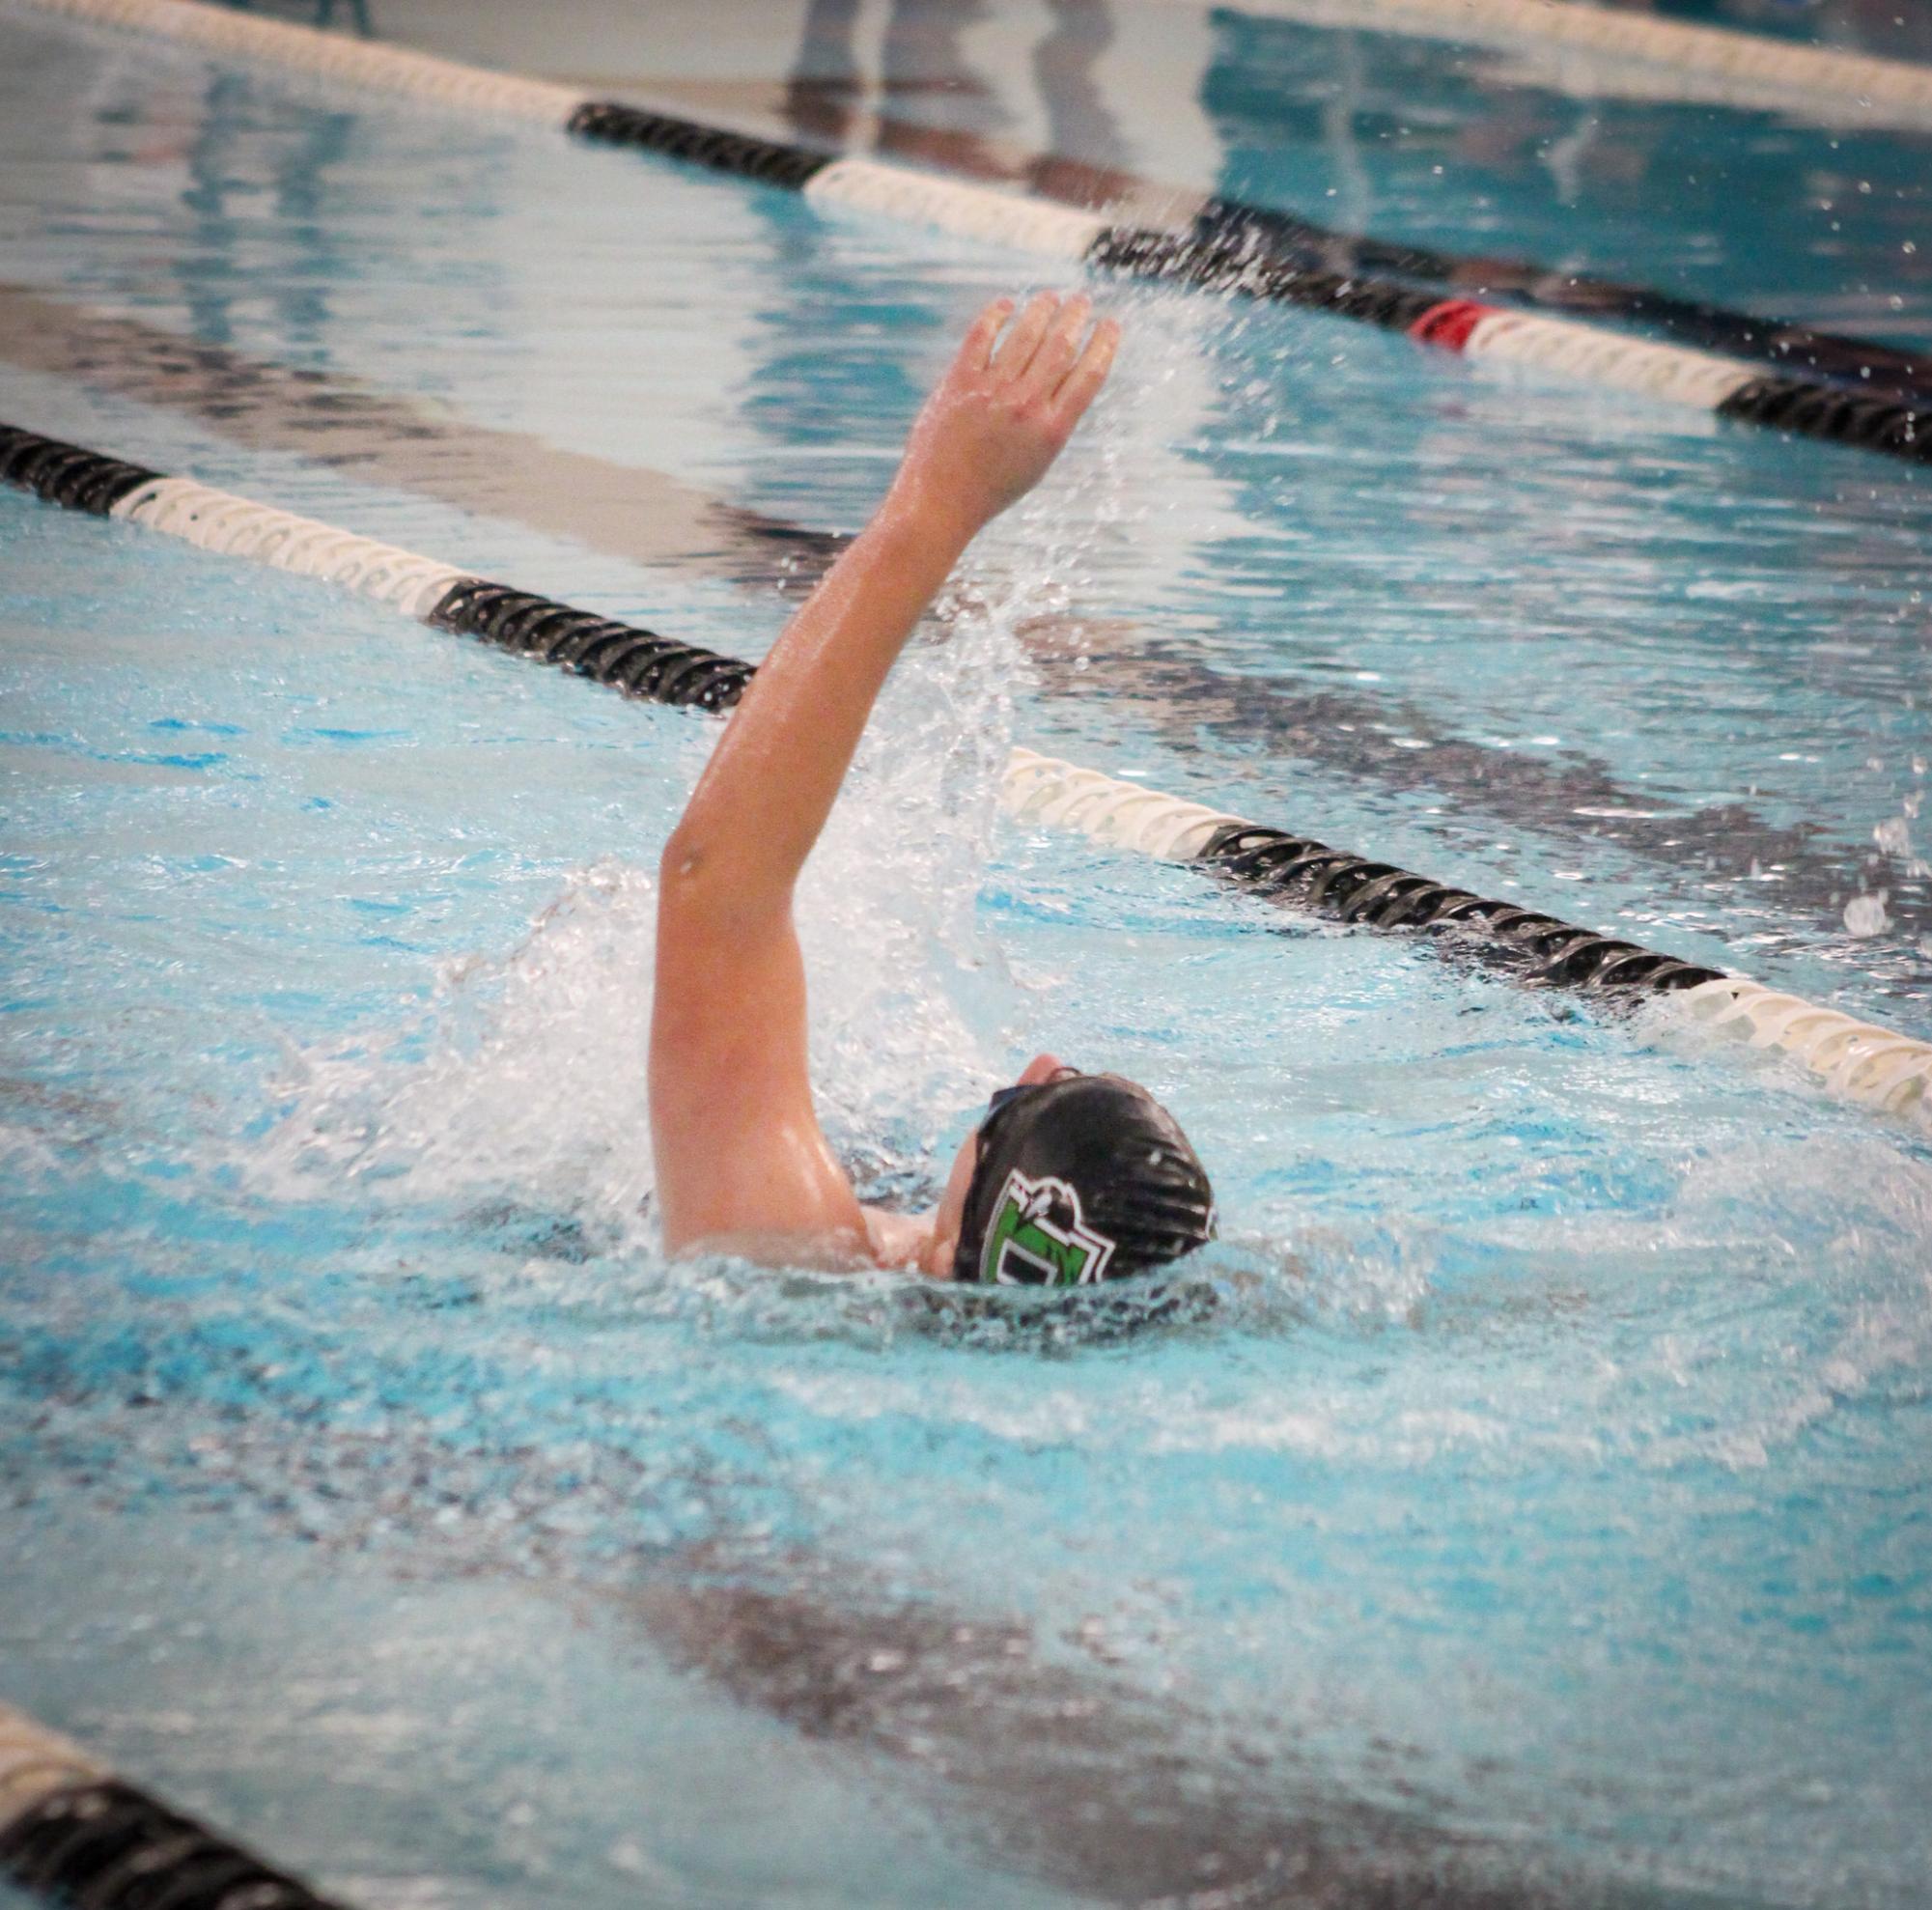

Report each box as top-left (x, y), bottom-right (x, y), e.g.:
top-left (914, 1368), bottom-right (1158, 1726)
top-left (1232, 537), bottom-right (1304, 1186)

top-left (2, 1), bottom-right (1929, 1904)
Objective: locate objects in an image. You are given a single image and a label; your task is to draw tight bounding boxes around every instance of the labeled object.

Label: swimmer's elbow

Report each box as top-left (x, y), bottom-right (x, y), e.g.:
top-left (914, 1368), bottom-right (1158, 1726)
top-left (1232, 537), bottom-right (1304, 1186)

top-left (659, 825), bottom-right (708, 896)
top-left (658, 826), bottom-right (784, 934)
top-left (658, 828), bottom-right (722, 941)
top-left (663, 823), bottom-right (752, 909)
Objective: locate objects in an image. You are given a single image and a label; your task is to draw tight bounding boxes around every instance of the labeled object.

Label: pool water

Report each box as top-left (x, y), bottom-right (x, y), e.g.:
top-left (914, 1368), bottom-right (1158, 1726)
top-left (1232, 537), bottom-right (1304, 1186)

top-left (2, 2), bottom-right (1929, 1905)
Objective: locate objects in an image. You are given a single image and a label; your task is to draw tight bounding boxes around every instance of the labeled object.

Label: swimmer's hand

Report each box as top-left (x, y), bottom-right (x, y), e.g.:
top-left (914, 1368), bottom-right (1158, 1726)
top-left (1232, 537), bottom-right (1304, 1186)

top-left (888, 293), bottom-right (1119, 542)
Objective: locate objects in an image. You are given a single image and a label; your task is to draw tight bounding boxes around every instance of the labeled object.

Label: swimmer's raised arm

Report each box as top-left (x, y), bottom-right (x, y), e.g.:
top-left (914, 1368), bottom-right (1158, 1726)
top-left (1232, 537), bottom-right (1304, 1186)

top-left (651, 295), bottom-right (1118, 1261)
top-left (660, 294), bottom-right (1115, 920)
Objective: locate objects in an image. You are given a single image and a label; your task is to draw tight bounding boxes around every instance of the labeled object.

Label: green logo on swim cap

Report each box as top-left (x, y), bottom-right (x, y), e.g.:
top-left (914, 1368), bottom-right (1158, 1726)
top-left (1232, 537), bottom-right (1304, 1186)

top-left (979, 1169), bottom-right (1116, 1286)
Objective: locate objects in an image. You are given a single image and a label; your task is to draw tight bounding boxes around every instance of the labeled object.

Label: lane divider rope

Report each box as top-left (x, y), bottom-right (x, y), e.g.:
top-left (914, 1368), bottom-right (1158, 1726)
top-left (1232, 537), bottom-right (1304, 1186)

top-left (119, 475), bottom-right (465, 615)
top-left (0, 1700), bottom-right (352, 1910)
top-left (1087, 229), bottom-right (1927, 457)
top-left (801, 153), bottom-right (1107, 262)
top-left (6, 418), bottom-right (1926, 1122)
top-left (1182, 199), bottom-right (1930, 405)
top-left (13, 0), bottom-right (1929, 471)
top-left (1455, 305), bottom-right (1767, 410)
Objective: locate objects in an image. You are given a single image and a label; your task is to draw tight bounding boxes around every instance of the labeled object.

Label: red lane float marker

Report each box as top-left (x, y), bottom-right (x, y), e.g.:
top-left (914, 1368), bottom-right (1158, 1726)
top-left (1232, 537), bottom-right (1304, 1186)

top-left (1409, 299), bottom-right (1497, 354)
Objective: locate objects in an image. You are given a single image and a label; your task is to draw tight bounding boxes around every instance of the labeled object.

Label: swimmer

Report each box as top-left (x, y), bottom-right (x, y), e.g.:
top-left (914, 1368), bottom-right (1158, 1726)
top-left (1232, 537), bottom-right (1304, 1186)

top-left (650, 294), bottom-right (1214, 1283)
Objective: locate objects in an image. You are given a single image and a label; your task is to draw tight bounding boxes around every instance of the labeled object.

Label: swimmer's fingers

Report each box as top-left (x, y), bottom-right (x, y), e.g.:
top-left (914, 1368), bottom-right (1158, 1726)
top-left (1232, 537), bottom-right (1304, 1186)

top-left (990, 290), bottom-right (1060, 383)
top-left (1016, 293), bottom-right (1093, 405)
top-left (960, 295), bottom-right (1016, 375)
top-left (1050, 316), bottom-right (1120, 428)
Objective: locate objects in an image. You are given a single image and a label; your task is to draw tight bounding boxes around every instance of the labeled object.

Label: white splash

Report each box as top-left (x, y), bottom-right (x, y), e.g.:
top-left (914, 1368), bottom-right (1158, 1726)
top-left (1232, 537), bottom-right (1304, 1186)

top-left (250, 600), bottom-right (1031, 1239)
top-left (251, 857), bottom-right (666, 1230)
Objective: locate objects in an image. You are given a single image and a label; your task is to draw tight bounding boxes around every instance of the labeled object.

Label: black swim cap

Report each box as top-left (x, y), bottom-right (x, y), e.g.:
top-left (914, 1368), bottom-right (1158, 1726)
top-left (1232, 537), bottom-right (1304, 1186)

top-left (952, 1074), bottom-right (1215, 1286)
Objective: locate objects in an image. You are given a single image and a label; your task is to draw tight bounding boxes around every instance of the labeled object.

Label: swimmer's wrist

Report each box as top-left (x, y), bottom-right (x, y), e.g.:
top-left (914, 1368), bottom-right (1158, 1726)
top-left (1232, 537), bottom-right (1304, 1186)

top-left (881, 464), bottom-right (994, 552)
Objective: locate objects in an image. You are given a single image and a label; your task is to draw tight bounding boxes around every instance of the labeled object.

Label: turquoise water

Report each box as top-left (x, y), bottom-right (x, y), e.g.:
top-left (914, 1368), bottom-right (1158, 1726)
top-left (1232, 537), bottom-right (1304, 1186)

top-left (1198, 9), bottom-right (1931, 339)
top-left (2, 4), bottom-right (1930, 1906)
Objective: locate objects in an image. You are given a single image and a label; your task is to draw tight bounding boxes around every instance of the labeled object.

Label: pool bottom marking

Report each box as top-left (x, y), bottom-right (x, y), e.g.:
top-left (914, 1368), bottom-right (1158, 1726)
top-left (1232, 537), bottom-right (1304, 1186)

top-left (0, 1432), bottom-right (1640, 1910)
top-left (0, 282), bottom-right (843, 589)
top-left (627, 1565), bottom-right (1601, 1909)
top-left (0, 1703), bottom-right (352, 1910)
top-left (16, 0), bottom-right (1932, 470)
top-left (6, 417), bottom-right (1926, 1119)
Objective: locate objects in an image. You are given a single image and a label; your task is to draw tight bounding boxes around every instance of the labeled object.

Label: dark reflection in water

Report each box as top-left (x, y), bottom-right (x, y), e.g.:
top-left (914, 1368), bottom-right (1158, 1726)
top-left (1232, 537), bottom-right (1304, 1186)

top-left (780, 0), bottom-right (1146, 212)
top-left (0, 284), bottom-right (836, 584)
top-left (787, 0), bottom-right (1011, 171)
top-left (1035, 0), bottom-right (1129, 173)
top-left (176, 70), bottom-right (357, 356)
top-left (226, 0), bottom-right (374, 34)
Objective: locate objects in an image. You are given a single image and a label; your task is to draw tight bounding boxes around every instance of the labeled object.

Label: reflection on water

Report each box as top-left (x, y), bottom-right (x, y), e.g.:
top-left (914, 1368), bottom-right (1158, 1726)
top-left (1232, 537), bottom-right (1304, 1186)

top-left (783, 0), bottom-right (1136, 172)
top-left (226, 0), bottom-right (374, 34)
top-left (177, 71), bottom-right (357, 353)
